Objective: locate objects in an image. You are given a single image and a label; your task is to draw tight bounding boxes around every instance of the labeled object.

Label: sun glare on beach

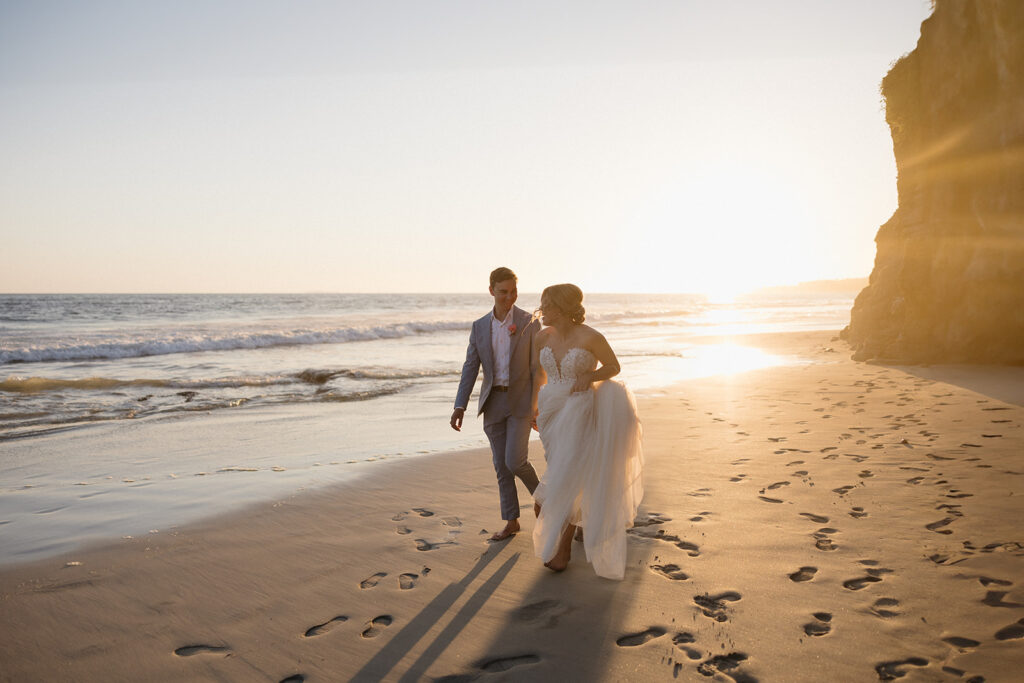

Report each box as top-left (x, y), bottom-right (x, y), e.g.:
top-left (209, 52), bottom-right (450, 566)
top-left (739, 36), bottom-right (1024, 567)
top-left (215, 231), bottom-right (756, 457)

top-left (690, 343), bottom-right (786, 378)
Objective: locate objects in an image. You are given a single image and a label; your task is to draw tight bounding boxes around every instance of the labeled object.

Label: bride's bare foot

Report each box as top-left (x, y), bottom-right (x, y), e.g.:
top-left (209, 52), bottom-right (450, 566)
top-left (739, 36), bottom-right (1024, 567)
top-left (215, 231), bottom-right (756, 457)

top-left (544, 557), bottom-right (569, 572)
top-left (489, 519), bottom-right (520, 542)
top-left (544, 523), bottom-right (576, 572)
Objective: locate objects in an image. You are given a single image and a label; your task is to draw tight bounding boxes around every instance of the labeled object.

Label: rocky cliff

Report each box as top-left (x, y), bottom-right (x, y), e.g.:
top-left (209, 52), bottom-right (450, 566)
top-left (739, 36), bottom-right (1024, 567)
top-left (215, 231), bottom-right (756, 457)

top-left (844, 0), bottom-right (1024, 364)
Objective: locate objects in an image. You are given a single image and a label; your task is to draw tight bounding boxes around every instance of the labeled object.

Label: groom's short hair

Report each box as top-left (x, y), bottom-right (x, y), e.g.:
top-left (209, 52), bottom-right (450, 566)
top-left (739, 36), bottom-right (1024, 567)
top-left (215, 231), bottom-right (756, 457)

top-left (489, 267), bottom-right (517, 288)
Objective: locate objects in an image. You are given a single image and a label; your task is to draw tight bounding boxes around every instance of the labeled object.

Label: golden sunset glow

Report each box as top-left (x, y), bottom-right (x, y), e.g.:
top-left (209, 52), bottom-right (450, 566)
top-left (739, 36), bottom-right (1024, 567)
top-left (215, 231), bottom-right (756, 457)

top-left (0, 3), bottom-right (930, 294)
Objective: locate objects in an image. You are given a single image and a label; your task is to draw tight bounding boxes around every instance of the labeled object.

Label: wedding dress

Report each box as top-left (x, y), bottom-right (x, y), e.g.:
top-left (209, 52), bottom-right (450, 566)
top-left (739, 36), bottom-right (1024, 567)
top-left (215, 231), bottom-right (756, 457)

top-left (533, 346), bottom-right (644, 580)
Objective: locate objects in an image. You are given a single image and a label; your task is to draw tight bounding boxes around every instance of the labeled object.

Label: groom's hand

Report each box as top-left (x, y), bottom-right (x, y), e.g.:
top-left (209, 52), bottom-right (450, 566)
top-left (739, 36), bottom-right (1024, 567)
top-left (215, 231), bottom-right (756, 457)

top-left (450, 408), bottom-right (465, 431)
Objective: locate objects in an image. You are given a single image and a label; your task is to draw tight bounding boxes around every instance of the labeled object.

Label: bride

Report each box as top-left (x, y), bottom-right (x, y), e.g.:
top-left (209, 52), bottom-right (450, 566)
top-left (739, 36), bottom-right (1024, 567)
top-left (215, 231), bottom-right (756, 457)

top-left (530, 284), bottom-right (643, 580)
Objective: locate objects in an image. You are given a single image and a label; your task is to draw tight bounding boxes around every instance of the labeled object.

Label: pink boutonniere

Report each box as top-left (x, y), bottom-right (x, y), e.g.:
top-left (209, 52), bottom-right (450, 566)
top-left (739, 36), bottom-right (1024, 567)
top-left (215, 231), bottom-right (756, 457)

top-left (508, 323), bottom-right (518, 336)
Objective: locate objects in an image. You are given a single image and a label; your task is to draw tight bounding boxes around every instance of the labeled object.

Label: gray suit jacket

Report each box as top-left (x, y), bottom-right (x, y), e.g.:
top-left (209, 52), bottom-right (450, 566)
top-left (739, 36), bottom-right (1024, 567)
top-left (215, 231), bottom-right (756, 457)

top-left (455, 305), bottom-right (539, 419)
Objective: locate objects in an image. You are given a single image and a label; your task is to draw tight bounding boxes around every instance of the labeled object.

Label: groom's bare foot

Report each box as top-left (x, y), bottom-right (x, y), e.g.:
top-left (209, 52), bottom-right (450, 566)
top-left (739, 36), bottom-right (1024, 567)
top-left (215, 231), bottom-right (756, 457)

top-left (489, 519), bottom-right (520, 542)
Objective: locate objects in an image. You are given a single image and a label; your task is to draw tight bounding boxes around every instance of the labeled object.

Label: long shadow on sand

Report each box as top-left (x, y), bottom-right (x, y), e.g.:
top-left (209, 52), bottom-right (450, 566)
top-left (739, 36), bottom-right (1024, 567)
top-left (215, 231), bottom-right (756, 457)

top-left (349, 546), bottom-right (520, 682)
top-left (886, 364), bottom-right (1024, 406)
top-left (428, 537), bottom-right (653, 681)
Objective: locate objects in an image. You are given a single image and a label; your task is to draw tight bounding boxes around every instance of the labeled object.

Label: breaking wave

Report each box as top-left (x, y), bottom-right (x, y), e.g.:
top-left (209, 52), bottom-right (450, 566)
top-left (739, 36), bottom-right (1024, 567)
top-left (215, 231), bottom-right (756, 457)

top-left (0, 320), bottom-right (470, 365)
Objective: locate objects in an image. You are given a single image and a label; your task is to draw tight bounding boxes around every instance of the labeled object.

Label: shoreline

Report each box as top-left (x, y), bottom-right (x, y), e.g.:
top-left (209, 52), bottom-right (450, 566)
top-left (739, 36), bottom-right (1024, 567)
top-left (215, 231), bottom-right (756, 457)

top-left (0, 330), bottom-right (823, 567)
top-left (1, 329), bottom-right (1022, 681)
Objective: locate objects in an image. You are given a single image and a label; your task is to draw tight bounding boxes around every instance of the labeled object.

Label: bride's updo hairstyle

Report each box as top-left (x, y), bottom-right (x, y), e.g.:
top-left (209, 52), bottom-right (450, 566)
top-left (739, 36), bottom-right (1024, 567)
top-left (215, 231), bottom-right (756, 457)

top-left (542, 283), bottom-right (586, 325)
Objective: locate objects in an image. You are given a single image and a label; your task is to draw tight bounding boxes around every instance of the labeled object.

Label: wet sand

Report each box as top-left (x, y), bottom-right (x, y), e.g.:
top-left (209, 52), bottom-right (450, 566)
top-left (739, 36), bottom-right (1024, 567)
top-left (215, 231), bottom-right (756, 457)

top-left (1, 330), bottom-right (1022, 682)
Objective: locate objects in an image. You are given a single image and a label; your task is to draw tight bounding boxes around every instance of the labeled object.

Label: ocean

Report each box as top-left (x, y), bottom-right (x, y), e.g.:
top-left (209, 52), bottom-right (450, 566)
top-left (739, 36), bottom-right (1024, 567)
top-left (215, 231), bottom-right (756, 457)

top-left (0, 292), bottom-right (853, 563)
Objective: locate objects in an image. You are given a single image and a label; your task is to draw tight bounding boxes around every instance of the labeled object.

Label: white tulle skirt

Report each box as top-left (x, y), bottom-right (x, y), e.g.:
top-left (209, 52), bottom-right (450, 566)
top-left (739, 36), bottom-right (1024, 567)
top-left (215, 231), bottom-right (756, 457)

top-left (532, 379), bottom-right (644, 580)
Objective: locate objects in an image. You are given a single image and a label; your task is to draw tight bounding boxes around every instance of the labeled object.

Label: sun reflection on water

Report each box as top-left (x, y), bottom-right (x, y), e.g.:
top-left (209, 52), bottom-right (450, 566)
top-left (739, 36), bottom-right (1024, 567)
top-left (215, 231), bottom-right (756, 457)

top-left (621, 341), bottom-right (794, 394)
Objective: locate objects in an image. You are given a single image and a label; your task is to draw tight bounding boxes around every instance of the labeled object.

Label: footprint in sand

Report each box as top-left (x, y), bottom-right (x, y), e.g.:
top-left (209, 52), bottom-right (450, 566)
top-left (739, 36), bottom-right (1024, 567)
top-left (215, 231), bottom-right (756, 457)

top-left (633, 512), bottom-right (672, 527)
top-left (411, 507), bottom-right (435, 517)
top-left (869, 598), bottom-right (901, 619)
top-left (626, 527), bottom-right (700, 556)
top-left (395, 526), bottom-right (412, 535)
top-left (978, 576), bottom-right (1013, 587)
top-left (392, 512), bottom-right (408, 521)
top-left (697, 653), bottom-right (754, 681)
top-left (844, 576), bottom-right (883, 591)
top-left (803, 612), bottom-right (832, 636)
top-left (360, 572), bottom-right (386, 589)
top-left (925, 518), bottom-right (955, 535)
top-left (361, 615), bottom-right (393, 639)
top-left (982, 591), bottom-right (1024, 608)
top-left (616, 627), bottom-right (666, 647)
top-left (942, 636), bottom-right (980, 651)
top-left (477, 654), bottom-right (541, 673)
top-left (671, 632), bottom-right (702, 660)
top-left (832, 485), bottom-right (856, 495)
top-left (414, 539), bottom-right (455, 551)
top-left (799, 512), bottom-right (829, 524)
top-left (813, 528), bottom-right (839, 551)
top-left (758, 496), bottom-right (784, 504)
top-left (650, 563), bottom-right (689, 581)
top-left (730, 474), bottom-right (749, 482)
top-left (849, 507), bottom-right (868, 519)
top-left (174, 645), bottom-right (231, 657)
top-left (279, 675), bottom-right (305, 683)
top-left (515, 599), bottom-right (571, 628)
top-left (689, 511), bottom-right (712, 522)
top-left (789, 566), bottom-right (817, 582)
top-left (694, 592), bottom-right (742, 622)
top-left (843, 566), bottom-right (893, 590)
top-left (995, 618), bottom-right (1024, 640)
top-left (304, 615), bottom-right (348, 638)
top-left (858, 470), bottom-right (874, 479)
top-left (399, 573), bottom-right (418, 590)
top-left (875, 657), bottom-right (928, 680)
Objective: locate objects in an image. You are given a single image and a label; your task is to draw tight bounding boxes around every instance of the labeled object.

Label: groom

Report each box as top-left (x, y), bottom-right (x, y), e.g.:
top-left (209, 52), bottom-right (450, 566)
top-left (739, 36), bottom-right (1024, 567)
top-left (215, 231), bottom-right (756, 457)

top-left (450, 266), bottom-right (540, 541)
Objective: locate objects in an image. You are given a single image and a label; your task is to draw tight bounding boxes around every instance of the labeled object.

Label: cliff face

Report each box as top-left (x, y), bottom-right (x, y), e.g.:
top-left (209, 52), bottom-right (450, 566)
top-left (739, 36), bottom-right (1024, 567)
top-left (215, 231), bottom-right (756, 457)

top-left (844, 0), bottom-right (1024, 364)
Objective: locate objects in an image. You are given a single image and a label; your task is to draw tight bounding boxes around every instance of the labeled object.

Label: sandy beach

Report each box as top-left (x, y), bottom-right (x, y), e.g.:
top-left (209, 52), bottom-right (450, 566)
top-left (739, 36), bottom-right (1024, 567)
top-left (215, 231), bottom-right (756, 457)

top-left (1, 330), bottom-right (1022, 682)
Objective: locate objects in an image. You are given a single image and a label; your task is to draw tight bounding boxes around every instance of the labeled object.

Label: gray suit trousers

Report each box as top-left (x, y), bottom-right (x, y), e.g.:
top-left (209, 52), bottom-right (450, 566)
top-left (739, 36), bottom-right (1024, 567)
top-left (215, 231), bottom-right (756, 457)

top-left (483, 391), bottom-right (539, 520)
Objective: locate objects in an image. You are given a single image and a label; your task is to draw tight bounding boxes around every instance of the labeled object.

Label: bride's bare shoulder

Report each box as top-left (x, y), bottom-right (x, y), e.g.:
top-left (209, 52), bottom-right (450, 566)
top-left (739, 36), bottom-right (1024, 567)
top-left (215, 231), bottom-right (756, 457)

top-left (578, 324), bottom-right (605, 342)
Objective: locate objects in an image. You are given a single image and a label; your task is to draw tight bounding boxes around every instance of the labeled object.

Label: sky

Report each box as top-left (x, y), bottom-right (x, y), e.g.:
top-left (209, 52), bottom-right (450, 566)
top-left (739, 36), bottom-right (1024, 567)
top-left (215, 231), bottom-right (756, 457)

top-left (0, 1), bottom-right (934, 296)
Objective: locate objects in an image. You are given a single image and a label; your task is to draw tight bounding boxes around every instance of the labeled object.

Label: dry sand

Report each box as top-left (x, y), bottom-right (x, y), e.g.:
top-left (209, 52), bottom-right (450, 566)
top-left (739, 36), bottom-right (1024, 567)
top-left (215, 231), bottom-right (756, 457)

top-left (1, 331), bottom-right (1022, 682)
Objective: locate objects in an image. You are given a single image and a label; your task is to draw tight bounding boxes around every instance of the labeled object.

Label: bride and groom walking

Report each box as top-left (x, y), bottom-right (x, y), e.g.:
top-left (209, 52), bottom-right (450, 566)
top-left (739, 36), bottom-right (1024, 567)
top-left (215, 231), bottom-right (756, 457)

top-left (450, 267), bottom-right (643, 580)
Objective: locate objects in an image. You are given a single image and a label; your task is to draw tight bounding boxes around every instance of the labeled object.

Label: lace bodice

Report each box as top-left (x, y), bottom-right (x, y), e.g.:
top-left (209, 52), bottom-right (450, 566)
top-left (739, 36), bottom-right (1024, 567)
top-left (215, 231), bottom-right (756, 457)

top-left (540, 346), bottom-right (596, 383)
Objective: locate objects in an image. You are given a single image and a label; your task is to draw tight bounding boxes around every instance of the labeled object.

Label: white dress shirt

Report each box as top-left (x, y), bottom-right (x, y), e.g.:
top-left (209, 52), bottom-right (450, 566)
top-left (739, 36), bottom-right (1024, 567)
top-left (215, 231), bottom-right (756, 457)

top-left (490, 308), bottom-right (513, 386)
